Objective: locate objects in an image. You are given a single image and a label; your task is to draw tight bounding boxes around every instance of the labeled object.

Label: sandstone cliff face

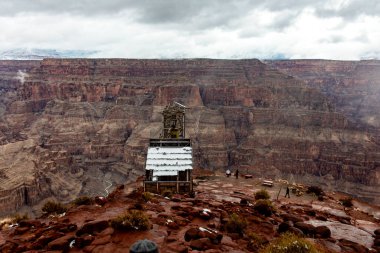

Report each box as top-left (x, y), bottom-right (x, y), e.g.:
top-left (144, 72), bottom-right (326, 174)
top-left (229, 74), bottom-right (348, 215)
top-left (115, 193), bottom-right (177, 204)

top-left (0, 59), bottom-right (379, 215)
top-left (265, 60), bottom-right (380, 130)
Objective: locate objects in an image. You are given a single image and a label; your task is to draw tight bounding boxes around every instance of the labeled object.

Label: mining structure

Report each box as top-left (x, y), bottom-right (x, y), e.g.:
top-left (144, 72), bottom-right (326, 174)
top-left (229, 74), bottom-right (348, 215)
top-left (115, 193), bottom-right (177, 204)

top-left (144, 102), bottom-right (193, 193)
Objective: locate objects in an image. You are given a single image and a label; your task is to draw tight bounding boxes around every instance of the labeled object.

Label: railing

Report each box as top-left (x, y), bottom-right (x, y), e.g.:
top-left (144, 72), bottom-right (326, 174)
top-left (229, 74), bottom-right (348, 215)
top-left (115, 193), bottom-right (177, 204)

top-left (144, 180), bottom-right (193, 193)
top-left (149, 139), bottom-right (191, 147)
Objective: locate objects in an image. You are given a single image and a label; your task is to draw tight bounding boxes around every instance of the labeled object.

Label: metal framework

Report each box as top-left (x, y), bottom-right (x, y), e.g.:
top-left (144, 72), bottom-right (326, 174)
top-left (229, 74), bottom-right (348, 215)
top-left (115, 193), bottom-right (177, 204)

top-left (144, 103), bottom-right (193, 194)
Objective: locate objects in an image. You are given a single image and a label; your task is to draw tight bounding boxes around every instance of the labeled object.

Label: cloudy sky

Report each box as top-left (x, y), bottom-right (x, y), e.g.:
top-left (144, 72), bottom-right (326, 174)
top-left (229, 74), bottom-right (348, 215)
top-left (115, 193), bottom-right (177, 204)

top-left (0, 0), bottom-right (379, 59)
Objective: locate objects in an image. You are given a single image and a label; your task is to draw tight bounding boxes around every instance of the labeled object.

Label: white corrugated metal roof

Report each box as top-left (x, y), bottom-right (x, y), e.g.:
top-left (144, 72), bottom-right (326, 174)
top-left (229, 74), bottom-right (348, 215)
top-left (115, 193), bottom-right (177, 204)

top-left (146, 146), bottom-right (193, 174)
top-left (147, 159), bottom-right (192, 165)
top-left (146, 165), bottom-right (192, 171)
top-left (153, 171), bottom-right (179, 177)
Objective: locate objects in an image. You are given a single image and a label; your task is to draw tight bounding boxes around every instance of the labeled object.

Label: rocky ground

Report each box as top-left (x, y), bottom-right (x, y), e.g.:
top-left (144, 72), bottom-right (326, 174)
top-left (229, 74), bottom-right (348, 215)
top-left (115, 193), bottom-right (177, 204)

top-left (0, 172), bottom-right (379, 253)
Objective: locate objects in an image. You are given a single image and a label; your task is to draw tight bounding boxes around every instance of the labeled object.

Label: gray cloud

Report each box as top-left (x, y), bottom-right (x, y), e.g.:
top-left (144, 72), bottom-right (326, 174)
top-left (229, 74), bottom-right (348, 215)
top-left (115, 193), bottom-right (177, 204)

top-left (315, 0), bottom-right (380, 20)
top-left (1, 0), bottom-right (378, 23)
top-left (0, 0), bottom-right (315, 30)
top-left (0, 0), bottom-right (378, 60)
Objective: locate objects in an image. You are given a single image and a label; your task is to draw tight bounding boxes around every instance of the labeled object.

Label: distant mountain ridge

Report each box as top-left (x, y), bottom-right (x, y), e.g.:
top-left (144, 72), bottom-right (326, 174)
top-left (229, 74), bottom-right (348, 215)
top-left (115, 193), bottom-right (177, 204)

top-left (0, 48), bottom-right (97, 60)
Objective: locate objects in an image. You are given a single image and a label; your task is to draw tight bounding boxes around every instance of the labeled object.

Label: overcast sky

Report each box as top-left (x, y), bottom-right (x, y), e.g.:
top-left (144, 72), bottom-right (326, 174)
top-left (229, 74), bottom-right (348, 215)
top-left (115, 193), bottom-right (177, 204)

top-left (0, 0), bottom-right (379, 59)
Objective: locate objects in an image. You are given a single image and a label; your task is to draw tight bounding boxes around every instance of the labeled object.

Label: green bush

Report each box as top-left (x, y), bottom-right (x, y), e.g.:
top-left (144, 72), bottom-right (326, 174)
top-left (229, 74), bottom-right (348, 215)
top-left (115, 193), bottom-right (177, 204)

top-left (255, 189), bottom-right (271, 200)
top-left (260, 232), bottom-right (320, 253)
top-left (12, 213), bottom-right (28, 224)
top-left (340, 197), bottom-right (353, 207)
top-left (42, 201), bottom-right (67, 215)
top-left (73, 196), bottom-right (94, 206)
top-left (254, 199), bottom-right (274, 216)
top-left (110, 210), bottom-right (150, 231)
top-left (142, 192), bottom-right (153, 202)
top-left (225, 213), bottom-right (247, 235)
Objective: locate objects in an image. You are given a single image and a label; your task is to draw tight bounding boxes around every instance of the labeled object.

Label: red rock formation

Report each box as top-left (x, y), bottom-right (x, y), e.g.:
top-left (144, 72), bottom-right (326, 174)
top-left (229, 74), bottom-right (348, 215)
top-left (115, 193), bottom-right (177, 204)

top-left (0, 58), bottom-right (379, 215)
top-left (1, 176), bottom-right (379, 252)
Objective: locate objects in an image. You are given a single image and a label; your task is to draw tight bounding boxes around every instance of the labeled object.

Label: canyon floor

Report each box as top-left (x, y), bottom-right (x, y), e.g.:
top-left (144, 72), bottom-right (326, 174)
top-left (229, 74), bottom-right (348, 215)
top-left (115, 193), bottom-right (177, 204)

top-left (0, 171), bottom-right (379, 253)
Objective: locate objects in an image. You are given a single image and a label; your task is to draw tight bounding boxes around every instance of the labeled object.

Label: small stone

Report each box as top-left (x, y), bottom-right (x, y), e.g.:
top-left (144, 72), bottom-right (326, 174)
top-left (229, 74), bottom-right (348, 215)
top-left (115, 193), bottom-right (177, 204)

top-left (94, 196), bottom-right (107, 206)
top-left (166, 220), bottom-right (179, 230)
top-left (167, 242), bottom-right (189, 253)
top-left (166, 235), bottom-right (177, 243)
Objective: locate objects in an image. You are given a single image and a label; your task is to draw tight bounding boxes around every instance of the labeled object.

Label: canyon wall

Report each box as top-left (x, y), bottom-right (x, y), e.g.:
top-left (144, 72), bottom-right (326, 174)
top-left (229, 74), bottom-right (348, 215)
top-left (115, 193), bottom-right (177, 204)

top-left (0, 59), bottom-right (379, 215)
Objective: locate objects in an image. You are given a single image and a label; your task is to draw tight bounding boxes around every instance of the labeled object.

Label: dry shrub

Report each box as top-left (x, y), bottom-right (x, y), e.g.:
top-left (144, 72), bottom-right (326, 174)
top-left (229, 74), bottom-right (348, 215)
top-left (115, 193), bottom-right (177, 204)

top-left (225, 213), bottom-right (247, 235)
top-left (142, 192), bottom-right (153, 202)
top-left (306, 186), bottom-right (324, 197)
top-left (340, 197), bottom-right (353, 207)
top-left (247, 232), bottom-right (267, 251)
top-left (12, 213), bottom-right (28, 224)
top-left (260, 232), bottom-right (320, 253)
top-left (255, 189), bottom-right (270, 200)
top-left (254, 199), bottom-right (274, 216)
top-left (110, 210), bottom-right (150, 231)
top-left (73, 196), bottom-right (94, 206)
top-left (42, 201), bottom-right (67, 215)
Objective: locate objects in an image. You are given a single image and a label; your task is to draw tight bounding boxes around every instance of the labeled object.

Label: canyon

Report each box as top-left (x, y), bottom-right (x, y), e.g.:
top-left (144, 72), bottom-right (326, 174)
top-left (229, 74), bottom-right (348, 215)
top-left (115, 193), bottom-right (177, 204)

top-left (0, 58), bottom-right (379, 215)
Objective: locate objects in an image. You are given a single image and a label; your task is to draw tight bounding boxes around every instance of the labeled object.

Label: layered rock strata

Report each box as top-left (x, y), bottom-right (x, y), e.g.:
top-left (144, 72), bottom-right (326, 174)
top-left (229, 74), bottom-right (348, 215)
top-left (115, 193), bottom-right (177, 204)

top-left (0, 58), bottom-right (379, 215)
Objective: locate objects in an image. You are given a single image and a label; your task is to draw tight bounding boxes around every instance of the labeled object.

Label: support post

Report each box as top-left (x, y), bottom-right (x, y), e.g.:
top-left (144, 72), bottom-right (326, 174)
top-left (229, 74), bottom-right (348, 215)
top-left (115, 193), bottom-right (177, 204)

top-left (176, 175), bottom-right (179, 193)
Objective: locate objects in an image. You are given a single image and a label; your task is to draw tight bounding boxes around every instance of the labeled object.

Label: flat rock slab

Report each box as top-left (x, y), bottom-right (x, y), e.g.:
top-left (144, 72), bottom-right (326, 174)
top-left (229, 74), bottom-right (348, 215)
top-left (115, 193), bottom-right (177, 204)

top-left (306, 220), bottom-right (374, 248)
top-left (356, 219), bottom-right (380, 235)
top-left (312, 204), bottom-right (349, 218)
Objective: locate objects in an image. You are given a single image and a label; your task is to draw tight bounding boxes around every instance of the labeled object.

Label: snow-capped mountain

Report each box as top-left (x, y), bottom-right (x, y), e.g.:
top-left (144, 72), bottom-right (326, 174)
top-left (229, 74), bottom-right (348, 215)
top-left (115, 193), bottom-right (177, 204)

top-left (0, 48), bottom-right (98, 60)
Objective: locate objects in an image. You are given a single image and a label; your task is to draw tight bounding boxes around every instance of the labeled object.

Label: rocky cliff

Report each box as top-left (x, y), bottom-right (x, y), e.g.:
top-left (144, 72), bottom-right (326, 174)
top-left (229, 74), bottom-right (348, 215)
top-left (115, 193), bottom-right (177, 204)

top-left (0, 59), bottom-right (379, 215)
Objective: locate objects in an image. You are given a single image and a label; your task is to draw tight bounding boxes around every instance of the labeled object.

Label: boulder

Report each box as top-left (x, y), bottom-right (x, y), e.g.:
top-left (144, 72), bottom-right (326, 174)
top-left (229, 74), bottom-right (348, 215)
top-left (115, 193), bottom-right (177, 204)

top-left (278, 221), bottom-right (292, 233)
top-left (294, 222), bottom-right (315, 236)
top-left (95, 196), bottom-right (107, 206)
top-left (184, 227), bottom-right (223, 244)
top-left (47, 234), bottom-right (75, 251)
top-left (74, 235), bottom-right (94, 248)
top-left (338, 239), bottom-right (368, 253)
top-left (190, 238), bottom-right (213, 251)
top-left (31, 231), bottom-right (65, 249)
top-left (288, 226), bottom-right (304, 236)
top-left (315, 226), bottom-right (331, 238)
top-left (18, 220), bottom-right (42, 228)
top-left (76, 220), bottom-right (109, 236)
top-left (281, 213), bottom-right (304, 223)
top-left (184, 228), bottom-right (200, 241)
